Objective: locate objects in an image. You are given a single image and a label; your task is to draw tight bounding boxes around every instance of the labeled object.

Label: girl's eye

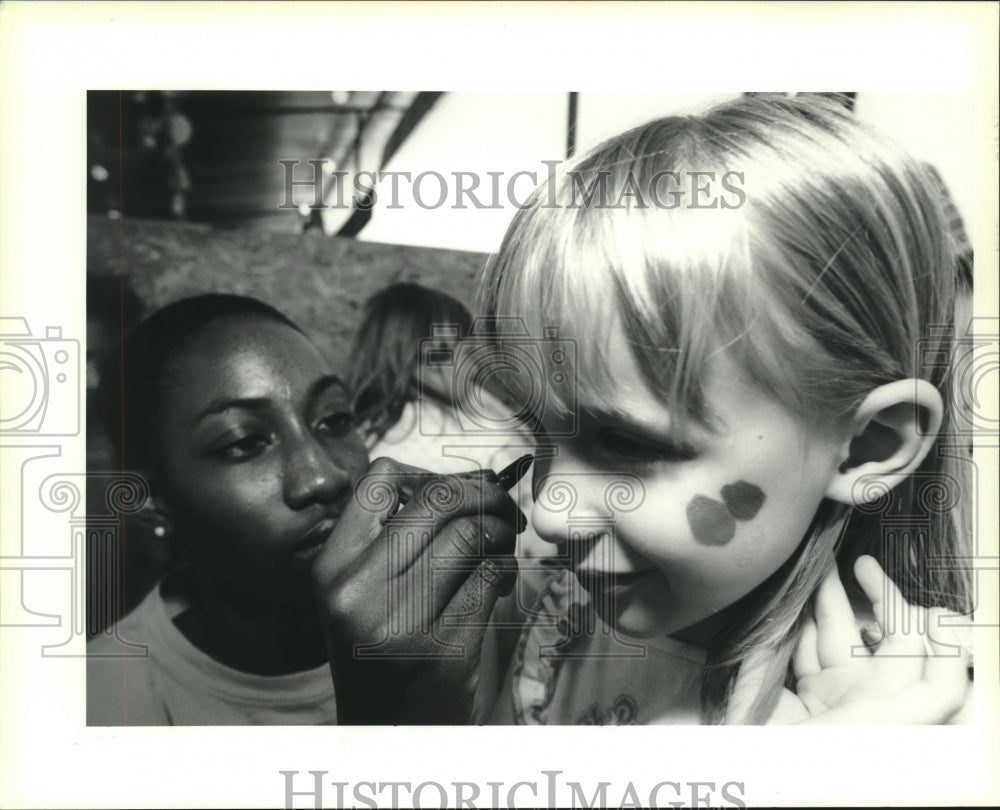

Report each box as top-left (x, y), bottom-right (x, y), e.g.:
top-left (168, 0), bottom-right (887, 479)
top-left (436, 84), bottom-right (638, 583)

top-left (216, 434), bottom-right (271, 461)
top-left (317, 410), bottom-right (356, 437)
top-left (596, 429), bottom-right (697, 465)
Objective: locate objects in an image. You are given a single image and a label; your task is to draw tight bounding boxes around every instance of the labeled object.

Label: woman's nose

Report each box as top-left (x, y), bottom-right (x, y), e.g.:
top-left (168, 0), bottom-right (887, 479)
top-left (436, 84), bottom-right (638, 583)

top-left (283, 434), bottom-right (349, 510)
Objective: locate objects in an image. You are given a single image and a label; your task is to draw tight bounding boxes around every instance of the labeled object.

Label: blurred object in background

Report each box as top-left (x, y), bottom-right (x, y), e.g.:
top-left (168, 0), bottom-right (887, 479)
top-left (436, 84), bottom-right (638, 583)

top-left (87, 91), bottom-right (436, 233)
top-left (88, 91), bottom-right (976, 256)
top-left (86, 274), bottom-right (176, 637)
top-left (88, 91), bottom-right (193, 221)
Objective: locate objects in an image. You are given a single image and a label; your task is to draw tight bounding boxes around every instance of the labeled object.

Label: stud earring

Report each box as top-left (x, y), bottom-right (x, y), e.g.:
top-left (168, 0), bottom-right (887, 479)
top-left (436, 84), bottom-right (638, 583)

top-left (153, 526), bottom-right (166, 538)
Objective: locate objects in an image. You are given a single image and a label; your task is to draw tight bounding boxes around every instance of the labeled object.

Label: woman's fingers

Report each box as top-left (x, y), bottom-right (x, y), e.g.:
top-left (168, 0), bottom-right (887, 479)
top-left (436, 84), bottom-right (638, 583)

top-left (815, 564), bottom-right (866, 668)
top-left (440, 555), bottom-right (520, 647)
top-left (320, 457), bottom-right (435, 562)
top-left (427, 511), bottom-right (518, 617)
top-left (312, 455), bottom-right (521, 661)
top-left (320, 457), bottom-right (521, 578)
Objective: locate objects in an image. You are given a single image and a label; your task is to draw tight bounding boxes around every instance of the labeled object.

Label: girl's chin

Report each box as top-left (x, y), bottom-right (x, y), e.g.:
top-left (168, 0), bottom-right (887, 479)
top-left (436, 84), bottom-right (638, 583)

top-left (586, 593), bottom-right (667, 641)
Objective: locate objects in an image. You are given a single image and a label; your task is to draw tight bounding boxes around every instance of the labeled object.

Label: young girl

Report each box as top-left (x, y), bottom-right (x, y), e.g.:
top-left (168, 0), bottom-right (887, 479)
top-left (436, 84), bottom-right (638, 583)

top-left (87, 294), bottom-right (370, 724)
top-left (477, 94), bottom-right (974, 724)
top-left (315, 94), bottom-right (974, 726)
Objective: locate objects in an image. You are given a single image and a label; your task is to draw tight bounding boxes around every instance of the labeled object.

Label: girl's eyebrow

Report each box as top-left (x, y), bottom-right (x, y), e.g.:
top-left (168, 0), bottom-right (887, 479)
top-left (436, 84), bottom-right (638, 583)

top-left (307, 374), bottom-right (348, 401)
top-left (583, 406), bottom-right (692, 441)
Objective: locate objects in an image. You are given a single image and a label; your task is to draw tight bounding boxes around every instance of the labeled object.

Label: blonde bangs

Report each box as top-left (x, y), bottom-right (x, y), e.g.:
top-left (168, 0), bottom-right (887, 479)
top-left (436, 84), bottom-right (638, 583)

top-left (478, 136), bottom-right (775, 431)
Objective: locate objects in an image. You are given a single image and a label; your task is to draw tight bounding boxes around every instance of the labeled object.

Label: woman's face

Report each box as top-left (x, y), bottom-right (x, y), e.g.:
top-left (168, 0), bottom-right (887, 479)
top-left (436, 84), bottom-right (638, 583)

top-left (153, 317), bottom-right (370, 606)
top-left (529, 327), bottom-right (845, 640)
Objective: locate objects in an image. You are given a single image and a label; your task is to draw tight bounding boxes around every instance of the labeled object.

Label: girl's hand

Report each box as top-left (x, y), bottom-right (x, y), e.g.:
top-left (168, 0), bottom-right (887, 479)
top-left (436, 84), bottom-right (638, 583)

top-left (775, 556), bottom-right (972, 725)
top-left (310, 457), bottom-right (523, 725)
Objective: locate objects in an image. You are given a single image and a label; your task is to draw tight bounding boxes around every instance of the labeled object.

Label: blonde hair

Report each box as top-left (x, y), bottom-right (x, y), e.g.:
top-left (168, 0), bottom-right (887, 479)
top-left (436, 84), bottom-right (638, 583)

top-left (479, 95), bottom-right (971, 723)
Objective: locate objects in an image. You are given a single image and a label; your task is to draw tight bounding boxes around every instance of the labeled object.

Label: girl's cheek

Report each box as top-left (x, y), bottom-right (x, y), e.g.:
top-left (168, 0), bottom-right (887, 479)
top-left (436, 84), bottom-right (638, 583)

top-left (685, 480), bottom-right (767, 546)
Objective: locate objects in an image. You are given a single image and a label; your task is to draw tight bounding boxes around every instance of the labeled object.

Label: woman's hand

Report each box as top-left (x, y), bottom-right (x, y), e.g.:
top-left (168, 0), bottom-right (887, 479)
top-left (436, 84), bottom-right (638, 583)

top-left (775, 556), bottom-right (972, 725)
top-left (310, 457), bottom-right (524, 725)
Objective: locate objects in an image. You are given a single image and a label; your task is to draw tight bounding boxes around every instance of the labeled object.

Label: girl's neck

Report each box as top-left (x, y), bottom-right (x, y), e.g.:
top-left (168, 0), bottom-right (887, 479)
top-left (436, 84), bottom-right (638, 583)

top-left (668, 540), bottom-right (808, 648)
top-left (173, 573), bottom-right (328, 675)
top-left (668, 586), bottom-right (771, 647)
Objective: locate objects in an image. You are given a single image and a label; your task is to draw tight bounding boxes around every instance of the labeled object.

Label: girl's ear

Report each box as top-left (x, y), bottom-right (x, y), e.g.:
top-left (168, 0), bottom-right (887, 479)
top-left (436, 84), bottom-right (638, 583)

top-left (825, 379), bottom-right (943, 505)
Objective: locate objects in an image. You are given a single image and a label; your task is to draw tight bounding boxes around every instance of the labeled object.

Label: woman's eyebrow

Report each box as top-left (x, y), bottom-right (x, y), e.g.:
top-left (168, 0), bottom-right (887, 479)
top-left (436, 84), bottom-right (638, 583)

top-left (188, 377), bottom-right (347, 427)
top-left (189, 397), bottom-right (271, 426)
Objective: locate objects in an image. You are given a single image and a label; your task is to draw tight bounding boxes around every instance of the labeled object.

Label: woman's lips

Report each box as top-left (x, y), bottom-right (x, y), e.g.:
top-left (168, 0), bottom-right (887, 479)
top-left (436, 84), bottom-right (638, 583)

top-left (292, 517), bottom-right (338, 553)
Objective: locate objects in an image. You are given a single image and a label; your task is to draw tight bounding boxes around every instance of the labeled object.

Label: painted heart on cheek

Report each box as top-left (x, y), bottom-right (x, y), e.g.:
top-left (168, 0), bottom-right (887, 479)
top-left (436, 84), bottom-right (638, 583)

top-left (720, 481), bottom-right (766, 521)
top-left (686, 495), bottom-right (737, 546)
top-left (687, 481), bottom-right (767, 546)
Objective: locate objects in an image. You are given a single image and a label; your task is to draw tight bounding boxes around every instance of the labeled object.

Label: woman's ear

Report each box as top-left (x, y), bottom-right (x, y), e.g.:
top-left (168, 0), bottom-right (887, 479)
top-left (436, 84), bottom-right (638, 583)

top-left (133, 483), bottom-right (174, 539)
top-left (825, 379), bottom-right (943, 505)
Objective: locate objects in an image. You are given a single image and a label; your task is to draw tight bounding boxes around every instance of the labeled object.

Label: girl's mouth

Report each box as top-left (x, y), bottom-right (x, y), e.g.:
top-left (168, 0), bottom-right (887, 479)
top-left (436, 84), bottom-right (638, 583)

top-left (572, 567), bottom-right (655, 595)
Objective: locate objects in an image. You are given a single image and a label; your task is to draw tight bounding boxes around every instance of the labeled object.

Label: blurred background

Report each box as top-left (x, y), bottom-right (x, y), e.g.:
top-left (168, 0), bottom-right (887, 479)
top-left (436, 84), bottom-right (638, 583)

top-left (86, 90), bottom-right (975, 360)
top-left (85, 90), bottom-right (975, 633)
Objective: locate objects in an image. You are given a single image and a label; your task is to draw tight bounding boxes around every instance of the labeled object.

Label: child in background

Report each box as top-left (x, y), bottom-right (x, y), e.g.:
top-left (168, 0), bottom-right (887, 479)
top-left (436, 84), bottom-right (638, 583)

top-left (347, 282), bottom-right (478, 471)
top-left (346, 282), bottom-right (547, 560)
top-left (473, 95), bottom-right (974, 724)
top-left (88, 294), bottom-right (369, 724)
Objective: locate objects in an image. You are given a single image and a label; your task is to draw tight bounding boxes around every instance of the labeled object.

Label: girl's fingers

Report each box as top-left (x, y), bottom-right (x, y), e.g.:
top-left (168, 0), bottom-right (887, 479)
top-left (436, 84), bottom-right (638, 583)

top-left (857, 555), bottom-right (934, 688)
top-left (924, 607), bottom-right (971, 714)
top-left (793, 615), bottom-right (821, 678)
top-left (815, 565), bottom-right (865, 668)
top-left (855, 554), bottom-right (904, 637)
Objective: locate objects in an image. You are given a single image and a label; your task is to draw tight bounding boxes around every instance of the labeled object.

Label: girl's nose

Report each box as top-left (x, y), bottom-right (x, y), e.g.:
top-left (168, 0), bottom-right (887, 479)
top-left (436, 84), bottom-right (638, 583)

top-left (283, 435), bottom-right (349, 510)
top-left (530, 448), bottom-right (607, 545)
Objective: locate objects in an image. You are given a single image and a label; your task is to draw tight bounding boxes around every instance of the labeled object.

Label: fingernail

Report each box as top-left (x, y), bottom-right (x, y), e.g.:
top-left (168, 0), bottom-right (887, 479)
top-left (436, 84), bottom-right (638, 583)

top-left (478, 559), bottom-right (502, 587)
top-left (497, 556), bottom-right (520, 597)
top-left (461, 467), bottom-right (496, 481)
top-left (496, 453), bottom-right (534, 492)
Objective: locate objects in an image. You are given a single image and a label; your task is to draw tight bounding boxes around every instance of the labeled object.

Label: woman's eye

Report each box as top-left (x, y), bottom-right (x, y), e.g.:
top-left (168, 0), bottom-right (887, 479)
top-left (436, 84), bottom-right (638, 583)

top-left (317, 411), bottom-right (356, 437)
top-left (217, 434), bottom-right (270, 461)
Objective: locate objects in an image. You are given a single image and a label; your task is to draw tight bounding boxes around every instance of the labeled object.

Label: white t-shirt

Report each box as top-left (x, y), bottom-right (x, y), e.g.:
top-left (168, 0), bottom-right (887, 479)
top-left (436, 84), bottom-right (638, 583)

top-left (87, 570), bottom-right (337, 726)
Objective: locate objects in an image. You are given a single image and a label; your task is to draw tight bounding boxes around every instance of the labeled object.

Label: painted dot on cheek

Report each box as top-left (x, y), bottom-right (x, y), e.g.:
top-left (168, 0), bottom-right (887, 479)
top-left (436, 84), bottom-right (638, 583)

top-left (687, 495), bottom-right (736, 546)
top-left (720, 481), bottom-right (766, 521)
